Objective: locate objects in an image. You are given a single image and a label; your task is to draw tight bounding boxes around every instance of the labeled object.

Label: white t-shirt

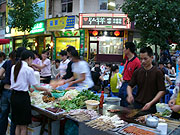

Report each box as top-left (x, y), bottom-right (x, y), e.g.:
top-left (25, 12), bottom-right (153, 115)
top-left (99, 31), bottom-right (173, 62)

top-left (59, 59), bottom-right (70, 76)
top-left (40, 58), bottom-right (51, 77)
top-left (0, 60), bottom-right (5, 68)
top-left (72, 60), bottom-right (94, 88)
top-left (10, 61), bottom-right (37, 91)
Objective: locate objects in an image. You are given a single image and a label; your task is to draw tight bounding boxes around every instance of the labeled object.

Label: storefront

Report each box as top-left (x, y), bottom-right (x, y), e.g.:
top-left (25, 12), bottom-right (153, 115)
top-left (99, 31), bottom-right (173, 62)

top-left (5, 21), bottom-right (52, 54)
top-left (54, 30), bottom-right (80, 59)
top-left (47, 16), bottom-right (79, 59)
top-left (79, 13), bottom-right (131, 62)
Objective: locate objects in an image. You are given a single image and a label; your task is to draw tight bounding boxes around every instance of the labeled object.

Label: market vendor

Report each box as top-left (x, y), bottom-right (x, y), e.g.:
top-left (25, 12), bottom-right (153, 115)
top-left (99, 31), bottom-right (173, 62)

top-left (127, 47), bottom-right (166, 113)
top-left (56, 49), bottom-right (94, 91)
top-left (168, 57), bottom-right (180, 119)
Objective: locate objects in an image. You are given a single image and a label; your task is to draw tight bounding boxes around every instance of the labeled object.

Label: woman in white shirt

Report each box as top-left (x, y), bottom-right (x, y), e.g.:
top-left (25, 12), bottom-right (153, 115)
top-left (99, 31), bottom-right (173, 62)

top-left (10, 50), bottom-right (50, 135)
top-left (32, 50), bottom-right (51, 84)
top-left (56, 50), bottom-right (70, 79)
top-left (62, 49), bottom-right (94, 91)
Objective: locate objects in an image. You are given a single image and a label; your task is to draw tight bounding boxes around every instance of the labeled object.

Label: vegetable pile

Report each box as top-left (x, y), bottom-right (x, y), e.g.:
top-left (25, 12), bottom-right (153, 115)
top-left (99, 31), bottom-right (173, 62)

top-left (55, 90), bottom-right (100, 111)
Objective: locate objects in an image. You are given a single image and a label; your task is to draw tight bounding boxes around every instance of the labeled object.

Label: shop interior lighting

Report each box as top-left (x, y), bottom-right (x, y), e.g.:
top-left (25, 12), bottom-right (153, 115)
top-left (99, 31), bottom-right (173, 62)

top-left (50, 41), bottom-right (54, 48)
top-left (104, 31), bottom-right (107, 35)
top-left (35, 42), bottom-right (38, 47)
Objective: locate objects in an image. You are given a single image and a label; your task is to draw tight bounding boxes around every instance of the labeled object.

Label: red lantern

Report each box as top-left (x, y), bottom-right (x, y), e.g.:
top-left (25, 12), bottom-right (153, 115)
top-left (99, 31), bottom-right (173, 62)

top-left (92, 30), bottom-right (98, 36)
top-left (114, 31), bottom-right (120, 37)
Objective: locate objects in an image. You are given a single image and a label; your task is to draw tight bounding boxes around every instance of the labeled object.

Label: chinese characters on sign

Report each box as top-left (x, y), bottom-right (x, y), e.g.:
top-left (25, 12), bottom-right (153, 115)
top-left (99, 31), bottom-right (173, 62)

top-left (79, 13), bottom-right (131, 29)
top-left (85, 17), bottom-right (123, 25)
top-left (47, 16), bottom-right (75, 31)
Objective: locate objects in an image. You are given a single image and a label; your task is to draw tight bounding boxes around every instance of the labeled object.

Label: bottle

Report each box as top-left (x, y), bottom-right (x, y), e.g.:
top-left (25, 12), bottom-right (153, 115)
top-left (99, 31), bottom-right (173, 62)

top-left (99, 91), bottom-right (104, 108)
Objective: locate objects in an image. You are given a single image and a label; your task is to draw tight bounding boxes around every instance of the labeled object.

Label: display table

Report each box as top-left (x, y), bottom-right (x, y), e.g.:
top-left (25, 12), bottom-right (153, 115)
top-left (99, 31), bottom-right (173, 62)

top-left (31, 104), bottom-right (180, 135)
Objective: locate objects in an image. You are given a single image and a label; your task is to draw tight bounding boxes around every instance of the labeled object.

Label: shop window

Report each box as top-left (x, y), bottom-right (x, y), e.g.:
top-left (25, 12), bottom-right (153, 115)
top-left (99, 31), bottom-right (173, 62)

top-left (61, 0), bottom-right (73, 13)
top-left (99, 0), bottom-right (115, 11)
top-left (48, 0), bottom-right (53, 15)
top-left (0, 15), bottom-right (3, 27)
top-left (90, 36), bottom-right (123, 55)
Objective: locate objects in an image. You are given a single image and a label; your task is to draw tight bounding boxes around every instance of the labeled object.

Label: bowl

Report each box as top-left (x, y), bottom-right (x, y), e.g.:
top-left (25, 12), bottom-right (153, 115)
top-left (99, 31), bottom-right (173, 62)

top-left (85, 100), bottom-right (100, 110)
top-left (156, 103), bottom-right (171, 113)
top-left (51, 91), bottom-right (65, 98)
top-left (146, 115), bottom-right (159, 128)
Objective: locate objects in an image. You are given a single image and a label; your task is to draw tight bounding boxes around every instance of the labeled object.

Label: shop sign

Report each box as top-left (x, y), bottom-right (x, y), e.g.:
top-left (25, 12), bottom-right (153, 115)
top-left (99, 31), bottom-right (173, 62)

top-left (54, 30), bottom-right (80, 37)
top-left (79, 13), bottom-right (131, 29)
top-left (89, 30), bottom-right (124, 37)
top-left (47, 16), bottom-right (75, 31)
top-left (80, 29), bottom-right (85, 56)
top-left (30, 22), bottom-right (45, 34)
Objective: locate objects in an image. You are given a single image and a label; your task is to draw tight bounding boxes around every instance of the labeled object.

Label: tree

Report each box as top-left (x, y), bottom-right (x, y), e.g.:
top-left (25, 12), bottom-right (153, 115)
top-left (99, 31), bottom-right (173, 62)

top-left (121, 0), bottom-right (180, 62)
top-left (8, 0), bottom-right (43, 47)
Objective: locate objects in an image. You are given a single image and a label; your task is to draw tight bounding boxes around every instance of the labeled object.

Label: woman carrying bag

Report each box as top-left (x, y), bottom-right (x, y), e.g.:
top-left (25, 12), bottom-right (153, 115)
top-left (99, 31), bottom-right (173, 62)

top-left (10, 50), bottom-right (51, 135)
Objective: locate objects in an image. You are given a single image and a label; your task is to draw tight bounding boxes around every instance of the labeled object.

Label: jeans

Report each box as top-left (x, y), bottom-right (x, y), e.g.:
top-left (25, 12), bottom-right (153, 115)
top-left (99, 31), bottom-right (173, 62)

top-left (0, 89), bottom-right (16, 135)
top-left (119, 82), bottom-right (138, 107)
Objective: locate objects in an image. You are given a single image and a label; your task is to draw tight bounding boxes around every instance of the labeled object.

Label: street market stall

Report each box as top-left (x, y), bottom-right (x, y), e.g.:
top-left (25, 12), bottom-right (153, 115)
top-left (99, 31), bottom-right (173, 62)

top-left (29, 86), bottom-right (180, 135)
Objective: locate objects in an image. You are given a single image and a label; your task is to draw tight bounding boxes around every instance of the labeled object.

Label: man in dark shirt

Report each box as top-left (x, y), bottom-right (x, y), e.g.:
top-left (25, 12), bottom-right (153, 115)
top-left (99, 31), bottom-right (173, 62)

top-left (127, 47), bottom-right (166, 113)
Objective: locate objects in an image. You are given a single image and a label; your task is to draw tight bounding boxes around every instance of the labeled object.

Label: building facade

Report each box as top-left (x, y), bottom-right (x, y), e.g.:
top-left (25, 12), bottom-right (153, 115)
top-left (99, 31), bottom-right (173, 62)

top-left (0, 0), bottom-right (11, 54)
top-left (45, 0), bottom-right (138, 62)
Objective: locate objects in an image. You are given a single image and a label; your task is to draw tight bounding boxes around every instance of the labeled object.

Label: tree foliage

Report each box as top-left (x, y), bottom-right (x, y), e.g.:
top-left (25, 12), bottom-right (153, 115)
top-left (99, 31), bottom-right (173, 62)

top-left (121, 0), bottom-right (180, 50)
top-left (8, 0), bottom-right (42, 32)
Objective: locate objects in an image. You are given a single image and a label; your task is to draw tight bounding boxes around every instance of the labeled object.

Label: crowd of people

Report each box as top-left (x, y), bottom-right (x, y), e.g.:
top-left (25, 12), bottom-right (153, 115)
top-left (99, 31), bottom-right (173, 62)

top-left (0, 42), bottom-right (179, 135)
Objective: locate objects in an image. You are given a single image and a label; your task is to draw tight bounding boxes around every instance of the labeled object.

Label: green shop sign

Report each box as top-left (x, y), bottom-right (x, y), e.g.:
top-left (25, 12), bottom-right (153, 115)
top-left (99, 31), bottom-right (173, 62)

top-left (30, 22), bottom-right (45, 34)
top-left (80, 29), bottom-right (85, 56)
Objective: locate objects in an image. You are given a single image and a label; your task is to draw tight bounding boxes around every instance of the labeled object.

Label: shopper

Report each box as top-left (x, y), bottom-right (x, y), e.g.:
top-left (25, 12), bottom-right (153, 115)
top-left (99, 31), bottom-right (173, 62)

top-left (110, 65), bottom-right (123, 97)
top-left (168, 57), bottom-right (180, 119)
top-left (62, 46), bottom-right (75, 80)
top-left (32, 50), bottom-right (51, 84)
top-left (0, 52), bottom-right (5, 68)
top-left (167, 62), bottom-right (176, 76)
top-left (100, 64), bottom-right (111, 91)
top-left (51, 59), bottom-right (60, 79)
top-left (32, 51), bottom-right (41, 71)
top-left (10, 50), bottom-right (50, 135)
top-left (127, 47), bottom-right (166, 113)
top-left (56, 50), bottom-right (70, 79)
top-left (57, 50), bottom-right (94, 91)
top-left (119, 42), bottom-right (141, 107)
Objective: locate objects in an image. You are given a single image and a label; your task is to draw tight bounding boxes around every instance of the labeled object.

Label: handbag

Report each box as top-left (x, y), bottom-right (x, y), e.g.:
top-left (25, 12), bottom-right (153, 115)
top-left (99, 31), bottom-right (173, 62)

top-left (116, 74), bottom-right (122, 89)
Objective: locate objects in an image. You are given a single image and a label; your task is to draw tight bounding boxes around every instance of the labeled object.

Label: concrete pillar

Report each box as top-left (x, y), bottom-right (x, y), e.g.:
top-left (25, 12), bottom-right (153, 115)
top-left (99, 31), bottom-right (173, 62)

top-left (80, 0), bottom-right (84, 13)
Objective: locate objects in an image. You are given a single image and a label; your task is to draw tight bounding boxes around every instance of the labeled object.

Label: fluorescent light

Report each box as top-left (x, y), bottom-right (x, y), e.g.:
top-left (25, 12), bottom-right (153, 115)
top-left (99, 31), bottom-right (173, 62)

top-left (108, 2), bottom-right (115, 7)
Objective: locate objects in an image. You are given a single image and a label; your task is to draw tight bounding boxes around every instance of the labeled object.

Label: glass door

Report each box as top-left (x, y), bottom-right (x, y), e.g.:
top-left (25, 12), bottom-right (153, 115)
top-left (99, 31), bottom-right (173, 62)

top-left (89, 41), bottom-right (99, 61)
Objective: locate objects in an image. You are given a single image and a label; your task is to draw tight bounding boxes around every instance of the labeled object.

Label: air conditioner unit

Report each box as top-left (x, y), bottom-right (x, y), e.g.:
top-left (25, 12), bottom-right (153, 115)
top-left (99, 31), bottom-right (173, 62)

top-left (49, 14), bottom-right (52, 18)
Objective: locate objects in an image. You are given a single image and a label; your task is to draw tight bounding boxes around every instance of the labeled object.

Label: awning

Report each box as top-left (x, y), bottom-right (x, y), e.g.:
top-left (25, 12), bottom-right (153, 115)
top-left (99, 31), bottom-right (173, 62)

top-left (0, 39), bottom-right (10, 44)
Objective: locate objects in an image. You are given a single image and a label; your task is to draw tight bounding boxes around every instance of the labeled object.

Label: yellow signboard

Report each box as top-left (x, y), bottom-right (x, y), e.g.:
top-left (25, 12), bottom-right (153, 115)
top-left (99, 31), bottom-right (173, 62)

top-left (56, 38), bottom-right (80, 59)
top-left (47, 17), bottom-right (67, 31)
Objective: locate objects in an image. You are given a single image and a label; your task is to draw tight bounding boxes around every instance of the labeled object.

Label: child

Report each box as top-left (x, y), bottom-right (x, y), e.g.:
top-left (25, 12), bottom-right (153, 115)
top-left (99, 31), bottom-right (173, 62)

top-left (10, 50), bottom-right (51, 135)
top-left (110, 65), bottom-right (123, 96)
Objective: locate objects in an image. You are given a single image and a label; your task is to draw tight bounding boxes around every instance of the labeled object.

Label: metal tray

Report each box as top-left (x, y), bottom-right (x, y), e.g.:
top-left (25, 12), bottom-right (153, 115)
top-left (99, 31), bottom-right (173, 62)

top-left (117, 123), bottom-right (161, 135)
